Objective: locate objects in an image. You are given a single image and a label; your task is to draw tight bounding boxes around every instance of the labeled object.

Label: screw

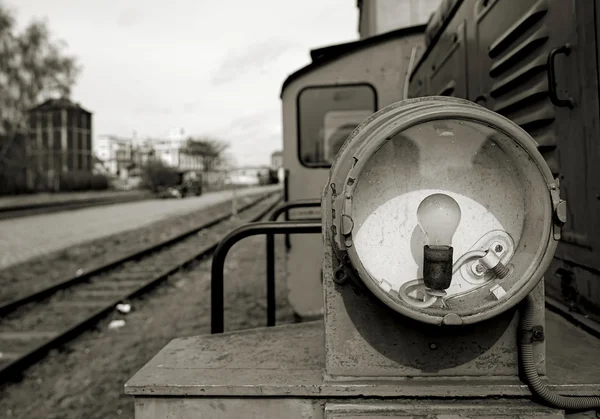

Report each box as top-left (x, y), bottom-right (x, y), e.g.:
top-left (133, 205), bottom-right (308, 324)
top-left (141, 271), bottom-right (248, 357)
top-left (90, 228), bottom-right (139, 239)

top-left (494, 244), bottom-right (503, 253)
top-left (475, 264), bottom-right (485, 274)
top-left (429, 343), bottom-right (437, 350)
top-left (533, 329), bottom-right (544, 340)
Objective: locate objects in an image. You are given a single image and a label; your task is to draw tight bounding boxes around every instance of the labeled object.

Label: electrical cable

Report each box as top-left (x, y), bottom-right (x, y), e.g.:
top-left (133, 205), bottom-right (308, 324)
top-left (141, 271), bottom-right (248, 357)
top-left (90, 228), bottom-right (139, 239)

top-left (399, 250), bottom-right (487, 308)
top-left (519, 294), bottom-right (600, 411)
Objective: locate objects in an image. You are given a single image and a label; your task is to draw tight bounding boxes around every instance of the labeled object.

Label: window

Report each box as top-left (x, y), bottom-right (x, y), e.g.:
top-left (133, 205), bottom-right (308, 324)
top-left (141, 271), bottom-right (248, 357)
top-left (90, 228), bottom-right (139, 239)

top-left (297, 84), bottom-right (376, 167)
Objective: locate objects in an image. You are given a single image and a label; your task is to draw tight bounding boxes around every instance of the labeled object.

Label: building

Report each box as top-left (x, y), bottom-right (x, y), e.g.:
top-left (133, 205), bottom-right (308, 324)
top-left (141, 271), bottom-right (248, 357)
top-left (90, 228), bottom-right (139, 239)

top-left (357, 0), bottom-right (440, 38)
top-left (95, 127), bottom-right (205, 177)
top-left (94, 135), bottom-right (133, 177)
top-left (270, 150), bottom-right (284, 183)
top-left (226, 166), bottom-right (270, 186)
top-left (270, 151), bottom-right (283, 170)
top-left (26, 98), bottom-right (93, 190)
top-left (146, 137), bottom-right (204, 171)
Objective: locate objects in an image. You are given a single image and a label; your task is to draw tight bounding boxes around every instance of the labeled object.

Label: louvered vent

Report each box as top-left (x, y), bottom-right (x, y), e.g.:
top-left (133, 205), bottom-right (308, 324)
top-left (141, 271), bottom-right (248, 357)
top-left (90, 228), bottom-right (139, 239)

top-left (487, 0), bottom-right (558, 174)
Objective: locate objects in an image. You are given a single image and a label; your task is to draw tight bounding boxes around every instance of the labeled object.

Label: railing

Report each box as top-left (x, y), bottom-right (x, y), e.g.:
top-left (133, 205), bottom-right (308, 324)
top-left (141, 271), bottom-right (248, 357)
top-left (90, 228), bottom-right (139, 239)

top-left (283, 170), bottom-right (290, 250)
top-left (266, 199), bottom-right (321, 326)
top-left (211, 220), bottom-right (321, 334)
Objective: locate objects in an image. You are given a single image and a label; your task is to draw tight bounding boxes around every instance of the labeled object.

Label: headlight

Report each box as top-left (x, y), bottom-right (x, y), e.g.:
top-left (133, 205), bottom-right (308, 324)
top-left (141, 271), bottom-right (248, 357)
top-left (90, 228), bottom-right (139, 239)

top-left (325, 97), bottom-right (565, 325)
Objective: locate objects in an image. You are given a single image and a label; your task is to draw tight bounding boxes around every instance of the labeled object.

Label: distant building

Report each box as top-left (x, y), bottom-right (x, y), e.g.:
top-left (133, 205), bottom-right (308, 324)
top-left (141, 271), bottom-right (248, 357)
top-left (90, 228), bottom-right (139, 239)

top-left (226, 166), bottom-right (270, 186)
top-left (26, 98), bottom-right (93, 190)
top-left (357, 0), bottom-right (440, 38)
top-left (95, 135), bottom-right (133, 177)
top-left (270, 151), bottom-right (283, 170)
top-left (146, 137), bottom-right (203, 171)
top-left (270, 150), bottom-right (284, 183)
top-left (95, 129), bottom-right (204, 177)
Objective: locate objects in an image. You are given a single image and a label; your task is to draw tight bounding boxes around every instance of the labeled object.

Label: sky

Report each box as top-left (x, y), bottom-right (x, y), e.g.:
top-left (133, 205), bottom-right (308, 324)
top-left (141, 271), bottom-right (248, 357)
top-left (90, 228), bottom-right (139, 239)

top-left (6, 0), bottom-right (359, 167)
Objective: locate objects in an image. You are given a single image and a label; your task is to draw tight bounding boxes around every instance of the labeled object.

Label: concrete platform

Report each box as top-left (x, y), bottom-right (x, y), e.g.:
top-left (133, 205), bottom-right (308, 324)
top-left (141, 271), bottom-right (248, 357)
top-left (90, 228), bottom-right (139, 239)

top-left (0, 185), bottom-right (279, 270)
top-left (0, 189), bottom-right (147, 210)
top-left (125, 310), bottom-right (600, 398)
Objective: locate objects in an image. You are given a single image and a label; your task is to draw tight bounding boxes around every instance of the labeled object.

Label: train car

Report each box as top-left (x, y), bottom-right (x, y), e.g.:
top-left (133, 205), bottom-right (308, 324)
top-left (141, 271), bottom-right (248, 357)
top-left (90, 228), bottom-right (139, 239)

top-left (125, 3), bottom-right (600, 417)
top-left (126, 95), bottom-right (600, 418)
top-left (280, 25), bottom-right (426, 319)
top-left (407, 0), bottom-right (600, 321)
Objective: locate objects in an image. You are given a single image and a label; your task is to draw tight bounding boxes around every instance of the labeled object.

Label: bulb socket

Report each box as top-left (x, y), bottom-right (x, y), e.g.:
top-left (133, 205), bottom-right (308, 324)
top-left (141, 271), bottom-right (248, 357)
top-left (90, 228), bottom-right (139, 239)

top-left (423, 245), bottom-right (454, 290)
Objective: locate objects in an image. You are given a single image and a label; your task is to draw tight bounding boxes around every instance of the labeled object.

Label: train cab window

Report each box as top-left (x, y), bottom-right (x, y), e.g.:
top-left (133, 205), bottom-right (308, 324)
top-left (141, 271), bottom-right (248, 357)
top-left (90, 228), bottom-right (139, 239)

top-left (297, 84), bottom-right (377, 167)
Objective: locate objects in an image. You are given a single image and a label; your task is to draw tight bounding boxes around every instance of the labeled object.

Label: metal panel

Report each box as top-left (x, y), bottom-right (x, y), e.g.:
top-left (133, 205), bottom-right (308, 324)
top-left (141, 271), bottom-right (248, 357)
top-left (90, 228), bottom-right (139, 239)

top-left (282, 33), bottom-right (425, 318)
top-left (134, 398), bottom-right (567, 419)
top-left (411, 0), bottom-right (600, 313)
top-left (429, 20), bottom-right (468, 97)
top-left (134, 398), bottom-right (325, 419)
top-left (324, 400), bottom-right (564, 418)
top-left (546, 0), bottom-right (600, 318)
top-left (321, 240), bottom-right (547, 378)
top-left (474, 0), bottom-right (558, 173)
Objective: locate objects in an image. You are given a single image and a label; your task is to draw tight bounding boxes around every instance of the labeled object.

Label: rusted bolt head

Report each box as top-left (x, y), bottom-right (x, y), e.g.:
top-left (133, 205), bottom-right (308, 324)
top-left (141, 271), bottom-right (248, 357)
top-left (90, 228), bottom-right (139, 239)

top-left (333, 268), bottom-right (347, 284)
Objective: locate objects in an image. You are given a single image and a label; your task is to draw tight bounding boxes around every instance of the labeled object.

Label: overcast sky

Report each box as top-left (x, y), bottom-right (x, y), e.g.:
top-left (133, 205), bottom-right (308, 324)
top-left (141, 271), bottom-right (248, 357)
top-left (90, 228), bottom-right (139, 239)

top-left (7, 0), bottom-right (359, 166)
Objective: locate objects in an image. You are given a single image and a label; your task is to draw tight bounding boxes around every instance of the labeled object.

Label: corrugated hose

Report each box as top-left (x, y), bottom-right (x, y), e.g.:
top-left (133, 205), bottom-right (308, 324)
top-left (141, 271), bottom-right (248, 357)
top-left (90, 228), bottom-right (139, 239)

top-left (519, 293), bottom-right (600, 411)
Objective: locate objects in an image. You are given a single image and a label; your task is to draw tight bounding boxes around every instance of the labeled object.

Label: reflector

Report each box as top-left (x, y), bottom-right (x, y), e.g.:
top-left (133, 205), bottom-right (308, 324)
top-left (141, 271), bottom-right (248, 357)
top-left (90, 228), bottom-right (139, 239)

top-left (326, 97), bottom-right (563, 325)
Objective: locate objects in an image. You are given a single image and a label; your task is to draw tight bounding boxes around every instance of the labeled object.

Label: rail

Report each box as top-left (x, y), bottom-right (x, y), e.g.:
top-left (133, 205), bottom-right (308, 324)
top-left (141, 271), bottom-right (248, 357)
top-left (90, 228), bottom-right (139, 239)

top-left (266, 199), bottom-right (321, 326)
top-left (211, 221), bottom-right (322, 334)
top-left (0, 192), bottom-right (281, 383)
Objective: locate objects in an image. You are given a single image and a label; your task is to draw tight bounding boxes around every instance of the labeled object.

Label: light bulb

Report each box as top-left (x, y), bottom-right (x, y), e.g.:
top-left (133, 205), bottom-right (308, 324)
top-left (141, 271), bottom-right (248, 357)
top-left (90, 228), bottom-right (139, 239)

top-left (417, 193), bottom-right (461, 246)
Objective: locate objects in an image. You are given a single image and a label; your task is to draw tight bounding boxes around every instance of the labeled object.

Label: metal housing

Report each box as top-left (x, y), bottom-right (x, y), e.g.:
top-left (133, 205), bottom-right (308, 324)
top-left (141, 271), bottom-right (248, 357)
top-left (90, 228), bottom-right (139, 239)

top-left (325, 96), bottom-right (562, 325)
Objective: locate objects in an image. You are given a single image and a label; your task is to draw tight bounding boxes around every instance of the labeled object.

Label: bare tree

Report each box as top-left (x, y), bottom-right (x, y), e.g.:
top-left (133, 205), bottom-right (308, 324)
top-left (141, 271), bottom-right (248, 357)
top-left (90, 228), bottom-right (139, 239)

top-left (183, 136), bottom-right (230, 172)
top-left (0, 5), bottom-right (80, 165)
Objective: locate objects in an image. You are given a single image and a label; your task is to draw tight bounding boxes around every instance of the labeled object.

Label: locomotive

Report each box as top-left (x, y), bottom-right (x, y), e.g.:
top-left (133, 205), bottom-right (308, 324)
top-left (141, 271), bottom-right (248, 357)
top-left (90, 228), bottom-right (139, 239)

top-left (125, 1), bottom-right (600, 417)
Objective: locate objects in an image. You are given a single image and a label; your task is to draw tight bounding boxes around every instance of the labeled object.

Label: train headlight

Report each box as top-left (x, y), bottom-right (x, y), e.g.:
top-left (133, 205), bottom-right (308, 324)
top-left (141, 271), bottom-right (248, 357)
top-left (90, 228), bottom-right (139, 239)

top-left (325, 97), bottom-right (565, 325)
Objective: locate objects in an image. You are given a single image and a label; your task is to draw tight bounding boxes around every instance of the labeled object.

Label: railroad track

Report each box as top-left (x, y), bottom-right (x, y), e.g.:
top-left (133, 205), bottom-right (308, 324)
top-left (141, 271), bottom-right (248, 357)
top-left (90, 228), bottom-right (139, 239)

top-left (0, 193), bottom-right (152, 221)
top-left (0, 191), bottom-right (281, 383)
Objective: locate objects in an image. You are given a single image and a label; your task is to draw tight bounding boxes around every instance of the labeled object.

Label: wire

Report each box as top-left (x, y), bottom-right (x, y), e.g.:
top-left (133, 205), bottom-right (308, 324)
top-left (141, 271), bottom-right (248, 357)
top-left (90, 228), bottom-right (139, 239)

top-left (520, 294), bottom-right (600, 411)
top-left (398, 279), bottom-right (439, 308)
top-left (399, 250), bottom-right (488, 308)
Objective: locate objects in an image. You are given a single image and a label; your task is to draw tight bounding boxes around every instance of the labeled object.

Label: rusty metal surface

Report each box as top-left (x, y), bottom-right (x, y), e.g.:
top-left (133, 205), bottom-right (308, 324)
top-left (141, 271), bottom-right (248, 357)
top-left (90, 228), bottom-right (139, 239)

top-left (125, 312), bottom-right (600, 398)
top-left (132, 398), bottom-right (568, 419)
top-left (132, 398), bottom-right (600, 419)
top-left (322, 239), bottom-right (546, 378)
top-left (324, 400), bottom-right (564, 418)
top-left (134, 398), bottom-right (325, 419)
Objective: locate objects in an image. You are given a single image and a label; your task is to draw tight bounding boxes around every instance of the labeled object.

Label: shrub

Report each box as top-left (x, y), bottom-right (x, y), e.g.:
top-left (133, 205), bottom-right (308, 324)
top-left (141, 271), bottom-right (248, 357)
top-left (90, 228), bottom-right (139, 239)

top-left (59, 171), bottom-right (109, 191)
top-left (90, 174), bottom-right (109, 190)
top-left (140, 160), bottom-right (180, 192)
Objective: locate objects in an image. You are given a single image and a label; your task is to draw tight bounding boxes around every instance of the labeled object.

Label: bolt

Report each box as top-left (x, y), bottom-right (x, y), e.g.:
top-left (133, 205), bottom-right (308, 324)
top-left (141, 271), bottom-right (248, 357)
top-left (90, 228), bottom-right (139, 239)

top-left (333, 267), bottom-right (348, 284)
top-left (475, 264), bottom-right (485, 274)
top-left (494, 244), bottom-right (503, 253)
top-left (429, 343), bottom-right (437, 350)
top-left (533, 329), bottom-right (544, 340)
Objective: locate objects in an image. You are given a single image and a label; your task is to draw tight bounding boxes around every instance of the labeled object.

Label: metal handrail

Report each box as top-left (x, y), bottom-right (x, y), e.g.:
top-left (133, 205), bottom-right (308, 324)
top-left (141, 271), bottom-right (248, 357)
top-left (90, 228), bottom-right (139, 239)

top-left (266, 199), bottom-right (322, 326)
top-left (211, 221), bottom-right (322, 334)
top-left (283, 170), bottom-right (290, 249)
